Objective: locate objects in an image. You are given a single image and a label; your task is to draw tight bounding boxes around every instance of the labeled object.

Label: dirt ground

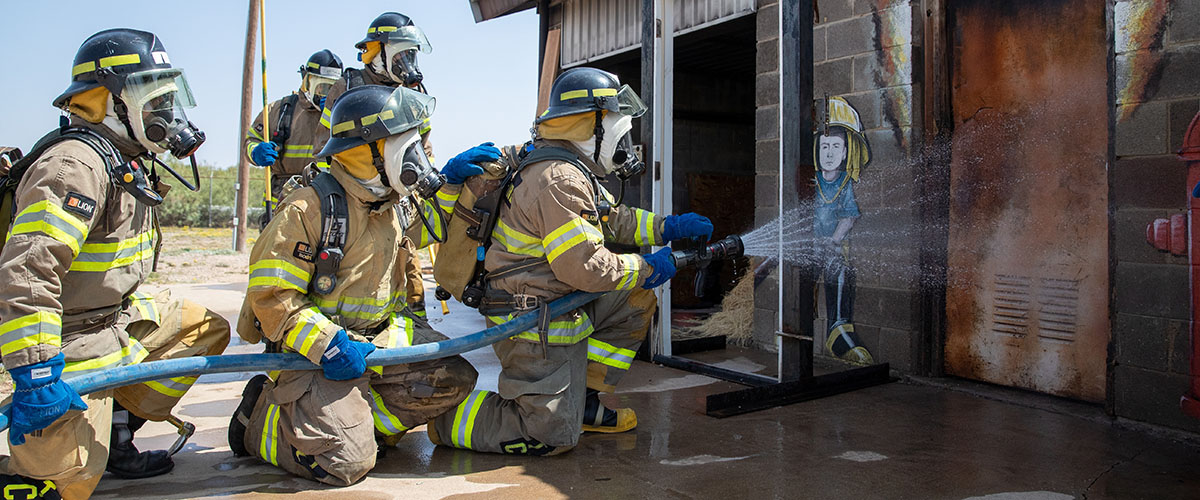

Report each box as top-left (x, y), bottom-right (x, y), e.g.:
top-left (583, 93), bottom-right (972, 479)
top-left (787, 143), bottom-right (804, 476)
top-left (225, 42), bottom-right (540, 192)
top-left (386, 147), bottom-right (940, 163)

top-left (148, 227), bottom-right (256, 285)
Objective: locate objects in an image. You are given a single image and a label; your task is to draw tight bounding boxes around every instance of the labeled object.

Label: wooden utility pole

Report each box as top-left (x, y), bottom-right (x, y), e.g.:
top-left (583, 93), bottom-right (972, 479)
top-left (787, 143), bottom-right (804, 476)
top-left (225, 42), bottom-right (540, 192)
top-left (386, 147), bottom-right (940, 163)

top-left (234, 0), bottom-right (260, 251)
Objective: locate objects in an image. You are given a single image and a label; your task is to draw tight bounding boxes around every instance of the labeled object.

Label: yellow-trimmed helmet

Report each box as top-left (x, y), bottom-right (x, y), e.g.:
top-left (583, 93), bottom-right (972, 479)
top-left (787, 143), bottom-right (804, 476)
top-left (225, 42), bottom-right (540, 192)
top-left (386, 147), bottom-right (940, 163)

top-left (815, 96), bottom-right (870, 182)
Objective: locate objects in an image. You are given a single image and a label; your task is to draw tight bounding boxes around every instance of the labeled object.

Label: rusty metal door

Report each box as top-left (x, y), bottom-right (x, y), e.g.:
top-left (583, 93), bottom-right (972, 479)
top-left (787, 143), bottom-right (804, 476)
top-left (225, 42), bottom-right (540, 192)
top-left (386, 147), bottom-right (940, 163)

top-left (944, 0), bottom-right (1110, 402)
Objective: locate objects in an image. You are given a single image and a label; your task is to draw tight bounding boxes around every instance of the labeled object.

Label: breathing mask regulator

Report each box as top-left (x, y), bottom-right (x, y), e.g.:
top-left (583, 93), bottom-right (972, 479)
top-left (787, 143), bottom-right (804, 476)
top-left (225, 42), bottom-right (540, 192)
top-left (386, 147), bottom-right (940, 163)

top-left (96, 67), bottom-right (204, 206)
top-left (383, 128), bottom-right (443, 199)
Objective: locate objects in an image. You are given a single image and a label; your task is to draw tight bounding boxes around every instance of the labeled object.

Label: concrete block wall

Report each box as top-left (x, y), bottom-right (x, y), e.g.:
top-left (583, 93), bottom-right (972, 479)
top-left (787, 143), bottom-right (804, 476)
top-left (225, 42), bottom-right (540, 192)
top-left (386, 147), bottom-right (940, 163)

top-left (1111, 0), bottom-right (1200, 433)
top-left (752, 0), bottom-right (922, 373)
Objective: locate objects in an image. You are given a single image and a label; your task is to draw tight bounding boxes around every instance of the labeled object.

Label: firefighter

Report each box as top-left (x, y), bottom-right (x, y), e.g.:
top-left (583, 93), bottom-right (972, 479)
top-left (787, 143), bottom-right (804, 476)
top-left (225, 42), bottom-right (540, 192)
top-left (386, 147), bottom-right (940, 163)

top-left (426, 67), bottom-right (713, 455)
top-left (244, 49), bottom-right (343, 215)
top-left (228, 84), bottom-right (477, 485)
top-left (314, 11), bottom-right (435, 322)
top-left (0, 29), bottom-right (229, 498)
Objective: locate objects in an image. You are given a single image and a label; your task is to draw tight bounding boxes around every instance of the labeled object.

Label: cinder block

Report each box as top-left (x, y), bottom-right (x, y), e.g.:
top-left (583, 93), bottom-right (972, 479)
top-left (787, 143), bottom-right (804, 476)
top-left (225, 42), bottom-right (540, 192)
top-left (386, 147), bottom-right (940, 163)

top-left (855, 0), bottom-right (908, 16)
top-left (1114, 312), bottom-right (1174, 371)
top-left (815, 58), bottom-right (854, 96)
top-left (813, 26), bottom-right (827, 62)
top-left (1168, 0), bottom-right (1200, 44)
top-left (1113, 365), bottom-right (1200, 433)
top-left (754, 271), bottom-right (779, 310)
top-left (1169, 99), bottom-right (1200, 152)
top-left (1116, 100), bottom-right (1169, 157)
top-left (756, 138), bottom-right (780, 172)
top-left (877, 327), bottom-right (913, 372)
top-left (827, 16), bottom-right (876, 60)
top-left (864, 128), bottom-right (905, 167)
top-left (880, 86), bottom-right (914, 127)
top-left (756, 106), bottom-right (780, 141)
top-left (752, 307), bottom-right (779, 351)
top-left (756, 72), bottom-right (780, 107)
top-left (854, 285), bottom-right (915, 330)
top-left (840, 91), bottom-right (881, 130)
top-left (754, 174), bottom-right (780, 208)
top-left (820, 0), bottom-right (854, 24)
top-left (1155, 45), bottom-right (1200, 100)
top-left (1114, 262), bottom-right (1190, 321)
top-left (757, 3), bottom-right (779, 42)
top-left (852, 54), bottom-right (880, 92)
top-left (757, 38), bottom-right (779, 74)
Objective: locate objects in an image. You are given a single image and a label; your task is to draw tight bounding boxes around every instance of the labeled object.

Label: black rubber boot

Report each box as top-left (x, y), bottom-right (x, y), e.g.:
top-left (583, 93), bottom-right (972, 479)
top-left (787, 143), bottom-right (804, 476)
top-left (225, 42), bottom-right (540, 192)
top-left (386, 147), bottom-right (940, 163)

top-left (229, 374), bottom-right (269, 457)
top-left (0, 474), bottom-right (62, 499)
top-left (106, 404), bottom-right (175, 479)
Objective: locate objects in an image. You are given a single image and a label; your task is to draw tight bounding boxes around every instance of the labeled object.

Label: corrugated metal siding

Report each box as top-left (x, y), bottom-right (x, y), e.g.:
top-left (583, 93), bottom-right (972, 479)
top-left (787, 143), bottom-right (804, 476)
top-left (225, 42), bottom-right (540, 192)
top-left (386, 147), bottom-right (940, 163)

top-left (561, 0), bottom-right (755, 67)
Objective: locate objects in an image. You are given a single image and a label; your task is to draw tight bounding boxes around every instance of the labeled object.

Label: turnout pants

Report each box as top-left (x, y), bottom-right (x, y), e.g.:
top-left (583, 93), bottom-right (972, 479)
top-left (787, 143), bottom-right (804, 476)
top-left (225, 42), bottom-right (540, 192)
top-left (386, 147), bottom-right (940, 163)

top-left (1, 295), bottom-right (230, 500)
top-left (241, 314), bottom-right (477, 485)
top-left (429, 288), bottom-right (655, 455)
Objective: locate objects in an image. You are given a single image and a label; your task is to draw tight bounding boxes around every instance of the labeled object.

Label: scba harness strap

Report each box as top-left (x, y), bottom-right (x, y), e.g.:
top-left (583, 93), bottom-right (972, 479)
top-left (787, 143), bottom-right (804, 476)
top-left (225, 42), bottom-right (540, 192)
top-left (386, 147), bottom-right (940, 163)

top-left (271, 94), bottom-right (299, 146)
top-left (309, 172), bottom-right (348, 296)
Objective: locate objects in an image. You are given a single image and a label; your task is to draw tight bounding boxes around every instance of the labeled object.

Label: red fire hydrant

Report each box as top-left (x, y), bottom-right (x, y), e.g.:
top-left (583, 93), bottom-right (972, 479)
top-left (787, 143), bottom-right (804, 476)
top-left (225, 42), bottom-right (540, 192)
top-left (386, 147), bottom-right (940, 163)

top-left (1160, 110), bottom-right (1200, 419)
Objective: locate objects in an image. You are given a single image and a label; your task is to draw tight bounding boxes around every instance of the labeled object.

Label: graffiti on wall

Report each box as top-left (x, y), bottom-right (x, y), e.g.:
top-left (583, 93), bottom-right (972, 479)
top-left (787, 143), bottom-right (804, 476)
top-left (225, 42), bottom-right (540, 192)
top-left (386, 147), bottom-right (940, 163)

top-left (1115, 0), bottom-right (1172, 120)
top-left (871, 0), bottom-right (913, 152)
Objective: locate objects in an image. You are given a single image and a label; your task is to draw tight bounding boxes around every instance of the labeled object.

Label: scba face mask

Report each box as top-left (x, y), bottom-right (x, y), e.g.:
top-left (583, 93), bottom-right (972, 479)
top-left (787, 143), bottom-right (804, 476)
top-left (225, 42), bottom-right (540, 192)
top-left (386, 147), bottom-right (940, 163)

top-left (597, 113), bottom-right (643, 179)
top-left (302, 73), bottom-right (339, 104)
top-left (384, 44), bottom-right (423, 86)
top-left (120, 68), bottom-right (205, 158)
top-left (383, 129), bottom-right (443, 198)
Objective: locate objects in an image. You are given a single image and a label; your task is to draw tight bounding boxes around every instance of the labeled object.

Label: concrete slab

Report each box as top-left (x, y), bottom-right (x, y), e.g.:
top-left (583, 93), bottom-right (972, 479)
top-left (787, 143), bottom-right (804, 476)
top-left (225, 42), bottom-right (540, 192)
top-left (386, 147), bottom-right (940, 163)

top-left (6, 282), bottom-right (1200, 499)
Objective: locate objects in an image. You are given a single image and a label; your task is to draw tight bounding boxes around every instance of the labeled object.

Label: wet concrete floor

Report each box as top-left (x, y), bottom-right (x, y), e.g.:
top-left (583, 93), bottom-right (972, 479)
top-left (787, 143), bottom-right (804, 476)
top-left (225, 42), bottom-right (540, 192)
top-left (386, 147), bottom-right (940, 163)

top-left (7, 282), bottom-right (1200, 499)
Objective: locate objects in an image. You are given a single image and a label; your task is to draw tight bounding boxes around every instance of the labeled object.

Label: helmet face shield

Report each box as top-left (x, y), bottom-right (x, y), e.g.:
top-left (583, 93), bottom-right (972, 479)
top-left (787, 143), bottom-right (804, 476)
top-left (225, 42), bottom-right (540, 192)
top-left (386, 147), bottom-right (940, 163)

top-left (321, 85), bottom-right (435, 158)
top-left (616, 85), bottom-right (646, 118)
top-left (378, 86), bottom-right (436, 136)
top-left (381, 25), bottom-right (432, 53)
top-left (123, 68), bottom-right (196, 111)
top-left (122, 68), bottom-right (204, 158)
top-left (302, 73), bottom-right (338, 99)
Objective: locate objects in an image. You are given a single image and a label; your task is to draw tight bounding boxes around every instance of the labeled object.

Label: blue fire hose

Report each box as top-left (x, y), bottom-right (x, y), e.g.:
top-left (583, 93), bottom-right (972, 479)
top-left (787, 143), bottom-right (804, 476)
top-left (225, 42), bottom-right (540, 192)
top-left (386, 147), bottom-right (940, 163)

top-left (0, 291), bottom-right (603, 433)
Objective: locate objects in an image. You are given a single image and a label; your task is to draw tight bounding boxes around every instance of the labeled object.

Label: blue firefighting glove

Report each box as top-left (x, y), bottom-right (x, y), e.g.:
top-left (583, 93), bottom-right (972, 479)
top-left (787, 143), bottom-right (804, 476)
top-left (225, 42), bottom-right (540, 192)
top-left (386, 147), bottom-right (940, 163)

top-left (662, 213), bottom-right (714, 242)
top-left (251, 141), bottom-right (279, 166)
top-left (316, 96), bottom-right (327, 110)
top-left (442, 142), bottom-right (501, 184)
top-left (640, 247), bottom-right (677, 289)
top-left (6, 353), bottom-right (88, 446)
top-left (1193, 180), bottom-right (1200, 198)
top-left (320, 330), bottom-right (377, 381)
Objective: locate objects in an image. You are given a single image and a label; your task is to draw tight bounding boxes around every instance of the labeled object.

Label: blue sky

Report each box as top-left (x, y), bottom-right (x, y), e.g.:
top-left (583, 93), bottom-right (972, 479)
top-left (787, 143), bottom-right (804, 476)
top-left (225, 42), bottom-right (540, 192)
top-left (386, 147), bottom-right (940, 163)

top-left (0, 1), bottom-right (538, 168)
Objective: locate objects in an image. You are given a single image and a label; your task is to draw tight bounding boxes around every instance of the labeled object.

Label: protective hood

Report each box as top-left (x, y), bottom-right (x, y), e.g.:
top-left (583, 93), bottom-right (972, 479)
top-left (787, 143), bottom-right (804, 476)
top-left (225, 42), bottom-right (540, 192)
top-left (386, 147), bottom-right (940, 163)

top-left (570, 112), bottom-right (633, 175)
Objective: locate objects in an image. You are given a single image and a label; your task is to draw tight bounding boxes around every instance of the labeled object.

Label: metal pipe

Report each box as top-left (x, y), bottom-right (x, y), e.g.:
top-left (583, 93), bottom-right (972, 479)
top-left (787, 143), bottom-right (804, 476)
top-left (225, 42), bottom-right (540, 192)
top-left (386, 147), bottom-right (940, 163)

top-left (0, 291), bottom-right (605, 432)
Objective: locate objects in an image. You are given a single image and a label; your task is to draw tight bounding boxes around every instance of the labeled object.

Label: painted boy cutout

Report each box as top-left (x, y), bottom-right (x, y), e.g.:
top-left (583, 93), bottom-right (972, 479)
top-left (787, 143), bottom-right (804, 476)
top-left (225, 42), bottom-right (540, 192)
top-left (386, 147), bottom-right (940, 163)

top-left (814, 96), bottom-right (873, 364)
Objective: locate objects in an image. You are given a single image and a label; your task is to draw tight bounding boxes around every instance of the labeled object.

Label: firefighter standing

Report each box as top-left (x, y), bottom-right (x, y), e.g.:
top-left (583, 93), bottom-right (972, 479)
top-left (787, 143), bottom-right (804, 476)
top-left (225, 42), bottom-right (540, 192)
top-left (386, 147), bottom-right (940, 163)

top-left (228, 85), bottom-right (477, 485)
top-left (244, 49), bottom-right (343, 214)
top-left (427, 68), bottom-right (713, 455)
top-left (0, 29), bottom-right (229, 498)
top-left (314, 12), bottom-right (435, 321)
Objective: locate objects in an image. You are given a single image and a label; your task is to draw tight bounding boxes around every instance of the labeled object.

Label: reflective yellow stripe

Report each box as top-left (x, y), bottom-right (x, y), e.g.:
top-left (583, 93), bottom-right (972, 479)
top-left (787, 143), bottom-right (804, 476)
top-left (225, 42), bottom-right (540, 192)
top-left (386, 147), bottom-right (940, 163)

top-left (246, 140), bottom-right (258, 160)
top-left (307, 62), bottom-right (320, 69)
top-left (615, 254), bottom-right (641, 291)
top-left (368, 387), bottom-right (408, 436)
top-left (70, 53), bottom-right (141, 76)
top-left (543, 218), bottom-right (603, 263)
top-left (587, 338), bottom-right (636, 370)
top-left (369, 26), bottom-right (399, 34)
top-left (284, 308), bottom-right (333, 357)
top-left (70, 230), bottom-right (156, 272)
top-left (416, 200), bottom-right (444, 248)
top-left (261, 403), bottom-right (280, 465)
top-left (9, 200), bottom-right (90, 256)
top-left (419, 118), bottom-right (432, 135)
top-left (247, 128), bottom-right (265, 141)
top-left (435, 189), bottom-right (458, 215)
top-left (330, 120), bottom-right (355, 135)
top-left (63, 339), bottom-right (148, 376)
top-left (560, 89), bottom-right (589, 100)
top-left (282, 145), bottom-right (314, 158)
top-left (369, 313), bottom-right (413, 375)
top-left (311, 291), bottom-right (403, 322)
top-left (490, 312), bottom-right (595, 345)
top-left (320, 106), bottom-right (332, 128)
top-left (248, 259), bottom-right (311, 293)
top-left (0, 311), bottom-right (62, 356)
top-left (130, 291), bottom-right (159, 323)
top-left (450, 390), bottom-right (489, 449)
top-left (144, 376), bottom-right (195, 398)
top-left (592, 88), bottom-right (618, 97)
top-left (633, 208), bottom-right (659, 246)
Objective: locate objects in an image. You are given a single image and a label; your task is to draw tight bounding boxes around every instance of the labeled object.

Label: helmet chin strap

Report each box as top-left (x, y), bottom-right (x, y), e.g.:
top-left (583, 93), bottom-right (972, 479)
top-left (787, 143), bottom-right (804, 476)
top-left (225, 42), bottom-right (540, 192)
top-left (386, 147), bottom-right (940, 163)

top-left (111, 96), bottom-right (141, 147)
top-left (367, 141), bottom-right (390, 187)
top-left (592, 110), bottom-right (604, 166)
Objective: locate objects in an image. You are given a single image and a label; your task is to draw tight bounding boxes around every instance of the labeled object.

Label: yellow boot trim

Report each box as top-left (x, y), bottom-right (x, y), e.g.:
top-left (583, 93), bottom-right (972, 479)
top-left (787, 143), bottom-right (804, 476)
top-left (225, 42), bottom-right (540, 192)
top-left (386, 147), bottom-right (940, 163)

top-left (582, 407), bottom-right (638, 434)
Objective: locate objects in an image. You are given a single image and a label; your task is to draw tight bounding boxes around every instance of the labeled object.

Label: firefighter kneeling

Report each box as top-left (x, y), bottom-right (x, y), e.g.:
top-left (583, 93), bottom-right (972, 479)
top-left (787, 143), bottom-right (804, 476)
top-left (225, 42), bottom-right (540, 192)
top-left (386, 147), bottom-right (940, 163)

top-left (229, 84), bottom-right (476, 485)
top-left (426, 67), bottom-right (713, 455)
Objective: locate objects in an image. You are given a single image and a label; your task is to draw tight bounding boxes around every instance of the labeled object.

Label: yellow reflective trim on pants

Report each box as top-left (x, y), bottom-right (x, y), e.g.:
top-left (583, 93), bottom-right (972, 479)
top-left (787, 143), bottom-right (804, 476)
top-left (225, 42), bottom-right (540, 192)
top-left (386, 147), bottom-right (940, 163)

top-left (0, 311), bottom-right (62, 357)
top-left (248, 259), bottom-right (312, 293)
top-left (9, 200), bottom-right (90, 256)
top-left (615, 254), bottom-right (641, 291)
top-left (261, 403), bottom-right (280, 466)
top-left (368, 386), bottom-right (408, 436)
top-left (587, 338), bottom-right (636, 370)
top-left (543, 218), bottom-right (603, 264)
top-left (284, 308), bottom-right (334, 357)
top-left (70, 230), bottom-right (157, 272)
top-left (450, 390), bottom-right (489, 449)
top-left (130, 291), bottom-right (159, 323)
top-left (63, 339), bottom-right (148, 377)
top-left (490, 312), bottom-right (595, 345)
